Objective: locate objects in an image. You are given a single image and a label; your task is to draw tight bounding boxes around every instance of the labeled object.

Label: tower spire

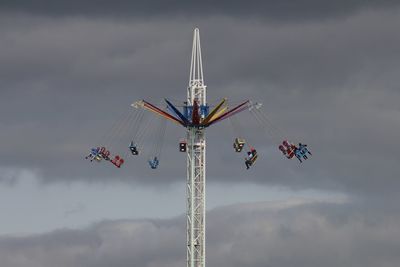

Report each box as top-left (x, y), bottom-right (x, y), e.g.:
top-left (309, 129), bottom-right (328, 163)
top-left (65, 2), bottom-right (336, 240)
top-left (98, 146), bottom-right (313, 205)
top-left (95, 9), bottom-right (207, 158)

top-left (188, 28), bottom-right (206, 106)
top-left (189, 28), bottom-right (204, 87)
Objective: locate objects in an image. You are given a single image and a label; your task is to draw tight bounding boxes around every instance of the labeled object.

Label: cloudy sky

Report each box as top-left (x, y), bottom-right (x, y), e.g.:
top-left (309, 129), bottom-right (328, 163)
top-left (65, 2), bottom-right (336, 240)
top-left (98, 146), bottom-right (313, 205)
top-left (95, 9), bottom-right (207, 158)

top-left (1, 1), bottom-right (400, 266)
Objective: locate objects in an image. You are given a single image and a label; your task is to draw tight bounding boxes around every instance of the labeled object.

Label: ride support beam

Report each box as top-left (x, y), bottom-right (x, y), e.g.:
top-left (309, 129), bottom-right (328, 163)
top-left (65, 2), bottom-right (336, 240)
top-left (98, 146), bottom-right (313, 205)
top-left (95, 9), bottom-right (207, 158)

top-left (201, 98), bottom-right (226, 125)
top-left (141, 100), bottom-right (185, 126)
top-left (206, 100), bottom-right (250, 126)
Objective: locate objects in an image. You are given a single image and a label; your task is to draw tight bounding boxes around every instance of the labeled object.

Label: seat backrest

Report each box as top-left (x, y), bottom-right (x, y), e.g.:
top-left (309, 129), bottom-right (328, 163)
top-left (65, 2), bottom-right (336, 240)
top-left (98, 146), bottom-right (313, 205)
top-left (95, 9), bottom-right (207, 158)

top-left (251, 154), bottom-right (258, 163)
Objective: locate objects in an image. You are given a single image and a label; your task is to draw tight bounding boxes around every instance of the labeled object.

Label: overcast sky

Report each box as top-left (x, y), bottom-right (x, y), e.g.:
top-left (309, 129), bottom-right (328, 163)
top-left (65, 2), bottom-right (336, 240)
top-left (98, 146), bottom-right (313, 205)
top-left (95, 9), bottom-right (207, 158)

top-left (1, 1), bottom-right (400, 267)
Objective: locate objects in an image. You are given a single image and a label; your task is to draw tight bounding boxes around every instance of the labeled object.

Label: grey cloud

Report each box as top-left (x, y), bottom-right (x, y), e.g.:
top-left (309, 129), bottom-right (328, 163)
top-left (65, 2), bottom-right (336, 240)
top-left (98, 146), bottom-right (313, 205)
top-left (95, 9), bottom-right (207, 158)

top-left (1, 7), bottom-right (400, 197)
top-left (1, 200), bottom-right (400, 267)
top-left (64, 202), bottom-right (86, 217)
top-left (0, 167), bottom-right (39, 186)
top-left (0, 0), bottom-right (398, 22)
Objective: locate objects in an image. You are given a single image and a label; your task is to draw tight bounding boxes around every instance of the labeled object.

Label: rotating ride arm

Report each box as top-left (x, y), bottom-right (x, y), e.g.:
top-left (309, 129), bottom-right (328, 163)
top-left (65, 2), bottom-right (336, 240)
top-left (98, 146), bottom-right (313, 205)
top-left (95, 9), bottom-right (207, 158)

top-left (205, 100), bottom-right (250, 127)
top-left (133, 100), bottom-right (186, 126)
top-left (164, 99), bottom-right (191, 126)
top-left (201, 98), bottom-right (226, 125)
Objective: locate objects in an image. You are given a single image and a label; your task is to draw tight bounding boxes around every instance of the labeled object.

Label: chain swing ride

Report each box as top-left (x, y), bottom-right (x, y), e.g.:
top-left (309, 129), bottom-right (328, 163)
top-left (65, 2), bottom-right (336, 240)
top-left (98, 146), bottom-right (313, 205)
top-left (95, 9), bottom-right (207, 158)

top-left (85, 29), bottom-right (312, 267)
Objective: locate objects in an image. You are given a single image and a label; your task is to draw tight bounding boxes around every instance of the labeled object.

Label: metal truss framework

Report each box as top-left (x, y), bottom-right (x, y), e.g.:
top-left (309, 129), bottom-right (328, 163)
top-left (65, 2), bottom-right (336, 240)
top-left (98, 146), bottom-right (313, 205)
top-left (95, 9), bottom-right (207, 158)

top-left (187, 28), bottom-right (206, 267)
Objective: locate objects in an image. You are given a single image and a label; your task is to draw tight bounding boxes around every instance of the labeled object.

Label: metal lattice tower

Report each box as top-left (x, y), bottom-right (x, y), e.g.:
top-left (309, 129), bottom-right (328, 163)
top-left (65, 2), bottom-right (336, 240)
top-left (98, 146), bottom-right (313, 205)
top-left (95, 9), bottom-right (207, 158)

top-left (187, 28), bottom-right (206, 267)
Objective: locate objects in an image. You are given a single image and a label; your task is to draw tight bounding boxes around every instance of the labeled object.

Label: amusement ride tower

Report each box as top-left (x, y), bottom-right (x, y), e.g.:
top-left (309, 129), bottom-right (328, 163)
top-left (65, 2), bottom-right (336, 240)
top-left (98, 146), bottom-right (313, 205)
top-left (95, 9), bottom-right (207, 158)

top-left (186, 28), bottom-right (206, 267)
top-left (88, 26), bottom-right (311, 267)
top-left (130, 28), bottom-right (252, 267)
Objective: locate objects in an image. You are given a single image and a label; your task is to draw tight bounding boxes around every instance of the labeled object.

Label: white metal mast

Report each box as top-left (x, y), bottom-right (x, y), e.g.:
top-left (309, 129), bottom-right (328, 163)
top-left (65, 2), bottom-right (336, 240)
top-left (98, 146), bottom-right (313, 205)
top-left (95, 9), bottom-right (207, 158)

top-left (187, 28), bottom-right (206, 267)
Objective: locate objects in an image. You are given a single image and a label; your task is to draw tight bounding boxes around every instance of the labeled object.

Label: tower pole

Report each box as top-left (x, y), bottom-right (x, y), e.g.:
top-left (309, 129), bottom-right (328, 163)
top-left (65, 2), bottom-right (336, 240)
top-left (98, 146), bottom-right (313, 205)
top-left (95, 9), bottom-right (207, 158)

top-left (187, 28), bottom-right (206, 267)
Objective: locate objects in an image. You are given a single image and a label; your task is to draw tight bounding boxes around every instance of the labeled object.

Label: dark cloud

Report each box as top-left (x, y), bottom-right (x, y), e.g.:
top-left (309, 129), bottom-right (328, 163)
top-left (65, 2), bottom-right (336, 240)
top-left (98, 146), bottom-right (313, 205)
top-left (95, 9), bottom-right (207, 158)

top-left (1, 200), bottom-right (400, 267)
top-left (1, 8), bottom-right (400, 198)
top-left (1, 3), bottom-right (399, 266)
top-left (0, 0), bottom-right (398, 22)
